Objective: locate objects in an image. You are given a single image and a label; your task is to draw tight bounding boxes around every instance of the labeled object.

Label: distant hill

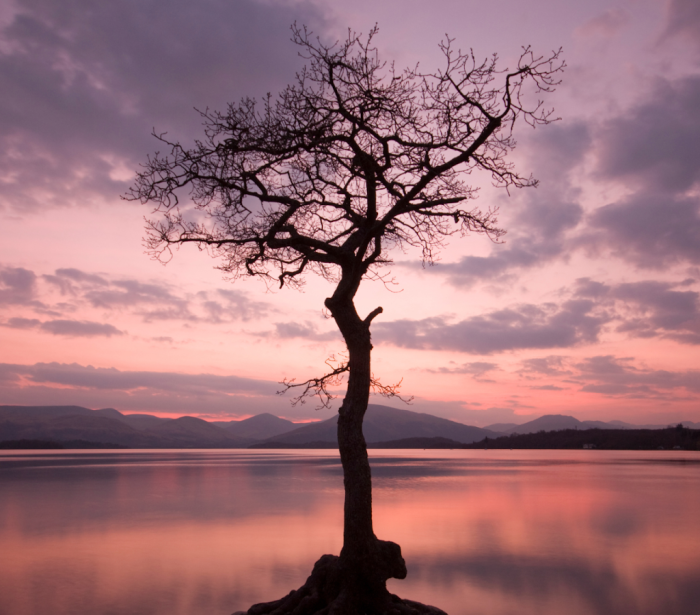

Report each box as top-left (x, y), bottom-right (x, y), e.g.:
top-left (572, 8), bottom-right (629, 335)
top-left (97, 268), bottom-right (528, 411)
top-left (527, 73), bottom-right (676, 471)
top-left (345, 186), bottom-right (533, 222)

top-left (0, 405), bottom-right (101, 421)
top-left (464, 427), bottom-right (700, 450)
top-left (217, 413), bottom-right (297, 440)
top-left (118, 413), bottom-right (170, 430)
top-left (145, 416), bottom-right (254, 447)
top-left (0, 405), bottom-right (251, 448)
top-left (485, 414), bottom-right (700, 434)
top-left (2, 406), bottom-right (698, 449)
top-left (256, 404), bottom-right (499, 446)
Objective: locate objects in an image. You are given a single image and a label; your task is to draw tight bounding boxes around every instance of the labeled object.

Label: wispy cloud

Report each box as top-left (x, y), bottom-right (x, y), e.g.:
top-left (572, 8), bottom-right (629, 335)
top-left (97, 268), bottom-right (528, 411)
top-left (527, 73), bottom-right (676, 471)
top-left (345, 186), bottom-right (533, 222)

top-left (2, 317), bottom-right (124, 337)
top-left (3, 264), bottom-right (273, 329)
top-left (374, 299), bottom-right (608, 354)
top-left (575, 278), bottom-right (700, 344)
top-left (0, 361), bottom-right (327, 420)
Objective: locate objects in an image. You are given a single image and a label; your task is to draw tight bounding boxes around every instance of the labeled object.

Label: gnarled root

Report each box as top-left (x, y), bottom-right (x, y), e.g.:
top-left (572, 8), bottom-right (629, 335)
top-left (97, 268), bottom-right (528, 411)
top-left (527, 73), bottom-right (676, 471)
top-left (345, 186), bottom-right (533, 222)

top-left (232, 543), bottom-right (447, 615)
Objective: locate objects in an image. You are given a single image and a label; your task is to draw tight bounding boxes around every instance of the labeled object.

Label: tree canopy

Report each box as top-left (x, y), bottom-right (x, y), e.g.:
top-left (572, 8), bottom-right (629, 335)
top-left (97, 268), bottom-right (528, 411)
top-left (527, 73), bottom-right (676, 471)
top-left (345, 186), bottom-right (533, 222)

top-left (131, 26), bottom-right (563, 295)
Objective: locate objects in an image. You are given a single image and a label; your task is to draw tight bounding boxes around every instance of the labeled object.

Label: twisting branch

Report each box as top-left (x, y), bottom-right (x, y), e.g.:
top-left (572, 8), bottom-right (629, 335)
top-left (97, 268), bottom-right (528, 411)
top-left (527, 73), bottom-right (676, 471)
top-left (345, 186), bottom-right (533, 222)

top-left (370, 376), bottom-right (414, 404)
top-left (278, 354), bottom-right (350, 409)
top-left (278, 351), bottom-right (413, 409)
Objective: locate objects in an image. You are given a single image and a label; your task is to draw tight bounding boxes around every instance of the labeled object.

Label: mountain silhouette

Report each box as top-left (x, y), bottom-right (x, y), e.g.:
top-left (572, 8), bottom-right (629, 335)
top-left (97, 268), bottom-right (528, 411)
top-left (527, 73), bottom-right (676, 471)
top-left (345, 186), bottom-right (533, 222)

top-left (214, 413), bottom-right (297, 440)
top-left (2, 405), bottom-right (697, 449)
top-left (484, 413), bottom-right (700, 434)
top-left (254, 404), bottom-right (500, 446)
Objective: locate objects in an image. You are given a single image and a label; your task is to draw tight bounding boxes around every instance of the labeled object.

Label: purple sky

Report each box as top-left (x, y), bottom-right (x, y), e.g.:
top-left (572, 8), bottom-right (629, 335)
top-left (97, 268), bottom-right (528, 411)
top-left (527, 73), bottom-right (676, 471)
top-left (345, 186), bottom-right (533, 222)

top-left (1, 0), bottom-right (699, 425)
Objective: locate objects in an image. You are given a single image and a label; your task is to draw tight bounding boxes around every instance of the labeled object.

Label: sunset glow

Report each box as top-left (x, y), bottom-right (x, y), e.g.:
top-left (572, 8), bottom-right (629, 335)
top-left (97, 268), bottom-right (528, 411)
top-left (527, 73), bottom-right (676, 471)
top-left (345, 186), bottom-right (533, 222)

top-left (1, 0), bottom-right (699, 426)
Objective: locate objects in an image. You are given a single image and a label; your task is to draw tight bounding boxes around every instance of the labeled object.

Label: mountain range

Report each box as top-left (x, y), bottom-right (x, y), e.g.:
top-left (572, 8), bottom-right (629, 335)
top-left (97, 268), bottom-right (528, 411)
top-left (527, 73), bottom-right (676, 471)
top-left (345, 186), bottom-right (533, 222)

top-left (1, 404), bottom-right (698, 449)
top-left (483, 414), bottom-right (700, 433)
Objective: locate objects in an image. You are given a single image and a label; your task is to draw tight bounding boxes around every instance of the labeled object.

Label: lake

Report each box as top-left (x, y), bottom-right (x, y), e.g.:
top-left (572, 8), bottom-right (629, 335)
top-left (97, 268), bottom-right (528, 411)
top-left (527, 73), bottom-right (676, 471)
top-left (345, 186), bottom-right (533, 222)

top-left (1, 449), bottom-right (699, 615)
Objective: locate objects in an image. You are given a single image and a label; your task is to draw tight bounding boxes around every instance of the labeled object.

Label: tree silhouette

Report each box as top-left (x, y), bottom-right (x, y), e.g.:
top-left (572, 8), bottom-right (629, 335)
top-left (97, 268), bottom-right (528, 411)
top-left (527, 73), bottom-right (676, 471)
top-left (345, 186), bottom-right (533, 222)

top-left (129, 25), bottom-right (563, 615)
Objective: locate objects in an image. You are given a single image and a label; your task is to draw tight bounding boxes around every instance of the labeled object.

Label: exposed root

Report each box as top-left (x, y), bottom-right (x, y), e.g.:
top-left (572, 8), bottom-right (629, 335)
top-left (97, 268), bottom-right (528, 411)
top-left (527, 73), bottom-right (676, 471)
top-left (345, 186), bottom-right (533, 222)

top-left (231, 552), bottom-right (447, 615)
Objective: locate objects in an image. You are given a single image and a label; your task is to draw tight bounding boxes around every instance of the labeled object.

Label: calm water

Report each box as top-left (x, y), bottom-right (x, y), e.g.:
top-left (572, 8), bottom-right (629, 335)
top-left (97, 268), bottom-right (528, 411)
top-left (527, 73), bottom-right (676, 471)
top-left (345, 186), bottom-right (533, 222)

top-left (1, 450), bottom-right (699, 615)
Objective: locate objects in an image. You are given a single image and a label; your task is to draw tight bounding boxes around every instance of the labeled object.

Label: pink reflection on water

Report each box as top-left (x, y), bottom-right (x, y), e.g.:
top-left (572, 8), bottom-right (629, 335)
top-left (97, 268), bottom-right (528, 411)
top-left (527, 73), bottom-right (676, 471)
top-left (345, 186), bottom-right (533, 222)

top-left (1, 450), bottom-right (699, 615)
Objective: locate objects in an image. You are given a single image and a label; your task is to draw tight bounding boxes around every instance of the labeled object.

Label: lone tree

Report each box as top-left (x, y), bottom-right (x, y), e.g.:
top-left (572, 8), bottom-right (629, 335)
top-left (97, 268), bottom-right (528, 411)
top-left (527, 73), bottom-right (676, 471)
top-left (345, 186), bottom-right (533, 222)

top-left (129, 26), bottom-right (563, 615)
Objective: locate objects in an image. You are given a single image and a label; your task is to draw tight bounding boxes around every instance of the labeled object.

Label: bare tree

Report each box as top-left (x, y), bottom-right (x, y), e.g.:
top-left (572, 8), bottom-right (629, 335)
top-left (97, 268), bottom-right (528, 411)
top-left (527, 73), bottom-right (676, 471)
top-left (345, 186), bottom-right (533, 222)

top-left (129, 25), bottom-right (563, 615)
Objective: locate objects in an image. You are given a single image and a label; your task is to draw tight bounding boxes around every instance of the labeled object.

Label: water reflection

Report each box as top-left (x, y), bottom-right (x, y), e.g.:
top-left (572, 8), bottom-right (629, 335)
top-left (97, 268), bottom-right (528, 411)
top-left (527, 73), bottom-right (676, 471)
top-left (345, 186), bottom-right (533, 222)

top-left (1, 450), bottom-right (699, 615)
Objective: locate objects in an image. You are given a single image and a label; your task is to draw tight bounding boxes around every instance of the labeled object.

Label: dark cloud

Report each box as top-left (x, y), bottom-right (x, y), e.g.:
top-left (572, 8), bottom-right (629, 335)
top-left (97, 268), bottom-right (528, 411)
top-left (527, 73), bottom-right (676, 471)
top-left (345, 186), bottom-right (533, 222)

top-left (0, 0), bottom-right (326, 212)
top-left (574, 355), bottom-right (700, 397)
top-left (580, 76), bottom-right (700, 268)
top-left (2, 316), bottom-right (124, 336)
top-left (574, 278), bottom-right (700, 344)
top-left (595, 77), bottom-right (700, 192)
top-left (426, 361), bottom-right (500, 378)
top-left (273, 321), bottom-right (339, 342)
top-left (4, 316), bottom-right (41, 329)
top-left (0, 361), bottom-right (276, 394)
top-left (518, 355), bottom-right (571, 377)
top-left (55, 268), bottom-right (109, 285)
top-left (375, 275), bottom-right (698, 357)
top-left (517, 353), bottom-right (700, 400)
top-left (0, 266), bottom-right (39, 305)
top-left (374, 299), bottom-right (609, 355)
top-left (585, 192), bottom-right (700, 268)
top-left (40, 319), bottom-right (124, 337)
top-left (0, 361), bottom-right (329, 420)
top-left (662, 0), bottom-right (700, 48)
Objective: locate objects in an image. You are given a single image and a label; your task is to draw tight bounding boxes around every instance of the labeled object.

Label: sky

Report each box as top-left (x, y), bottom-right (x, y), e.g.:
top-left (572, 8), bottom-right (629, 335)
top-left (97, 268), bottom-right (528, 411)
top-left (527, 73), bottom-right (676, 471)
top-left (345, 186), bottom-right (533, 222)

top-left (1, 0), bottom-right (699, 426)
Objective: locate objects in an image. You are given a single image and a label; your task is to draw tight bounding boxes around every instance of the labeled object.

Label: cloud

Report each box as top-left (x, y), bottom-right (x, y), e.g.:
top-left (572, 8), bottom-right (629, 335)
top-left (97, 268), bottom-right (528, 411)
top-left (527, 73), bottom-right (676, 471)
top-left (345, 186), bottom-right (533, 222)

top-left (409, 123), bottom-right (589, 288)
top-left (0, 266), bottom-right (39, 305)
top-left (4, 316), bottom-right (40, 329)
top-left (0, 361), bottom-right (332, 420)
top-left (2, 316), bottom-right (124, 337)
top-left (201, 289), bottom-right (271, 323)
top-left (574, 355), bottom-right (700, 397)
top-left (375, 276), bottom-right (699, 356)
top-left (272, 320), bottom-right (339, 342)
top-left (661, 0), bottom-right (700, 48)
top-left (426, 361), bottom-right (500, 379)
top-left (5, 264), bottom-right (273, 326)
top-left (374, 299), bottom-right (609, 354)
top-left (516, 353), bottom-right (700, 400)
top-left (579, 76), bottom-right (700, 269)
top-left (575, 278), bottom-right (700, 344)
top-left (0, 0), bottom-right (326, 212)
top-left (1, 361), bottom-right (277, 394)
top-left (0, 361), bottom-right (537, 424)
top-left (518, 355), bottom-right (571, 377)
top-left (575, 8), bottom-right (630, 39)
top-left (585, 193), bottom-right (700, 268)
top-left (595, 76), bottom-right (700, 193)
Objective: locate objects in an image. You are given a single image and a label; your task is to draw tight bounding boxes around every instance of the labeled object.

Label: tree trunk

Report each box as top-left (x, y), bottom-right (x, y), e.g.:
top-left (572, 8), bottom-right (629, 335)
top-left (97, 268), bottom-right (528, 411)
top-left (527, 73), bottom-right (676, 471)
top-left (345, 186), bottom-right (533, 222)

top-left (331, 295), bottom-right (409, 609)
top-left (234, 294), bottom-right (446, 615)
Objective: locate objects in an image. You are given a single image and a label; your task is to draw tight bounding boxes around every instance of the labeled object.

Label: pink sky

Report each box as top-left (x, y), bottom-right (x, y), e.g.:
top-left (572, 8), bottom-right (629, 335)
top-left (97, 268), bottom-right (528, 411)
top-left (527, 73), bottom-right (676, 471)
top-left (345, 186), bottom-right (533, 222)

top-left (1, 0), bottom-right (699, 426)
